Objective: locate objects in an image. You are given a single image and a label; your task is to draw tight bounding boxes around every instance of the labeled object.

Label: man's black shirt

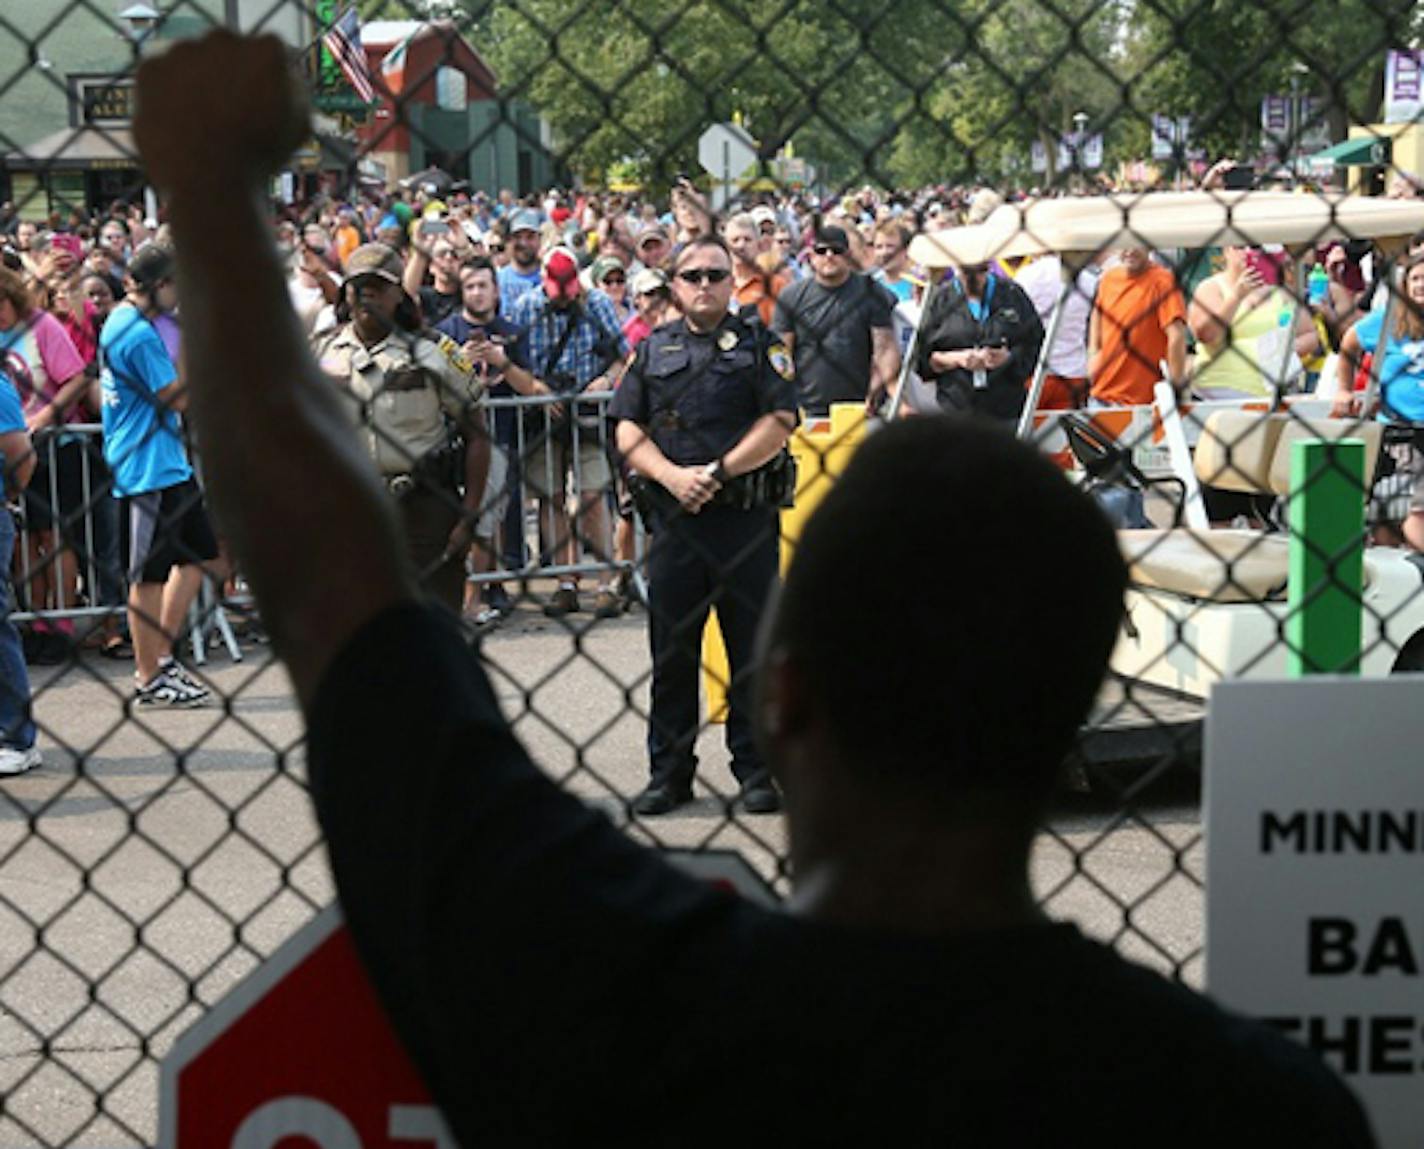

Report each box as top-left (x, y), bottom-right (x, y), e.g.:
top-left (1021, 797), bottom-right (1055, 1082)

top-left (309, 604), bottom-right (1375, 1146)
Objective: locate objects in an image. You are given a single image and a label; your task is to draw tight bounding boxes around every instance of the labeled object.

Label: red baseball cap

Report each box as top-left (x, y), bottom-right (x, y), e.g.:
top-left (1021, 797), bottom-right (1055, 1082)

top-left (541, 246), bottom-right (582, 303)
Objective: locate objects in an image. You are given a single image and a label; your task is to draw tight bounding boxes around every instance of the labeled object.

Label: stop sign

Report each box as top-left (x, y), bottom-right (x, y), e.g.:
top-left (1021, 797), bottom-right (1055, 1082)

top-left (159, 850), bottom-right (777, 1148)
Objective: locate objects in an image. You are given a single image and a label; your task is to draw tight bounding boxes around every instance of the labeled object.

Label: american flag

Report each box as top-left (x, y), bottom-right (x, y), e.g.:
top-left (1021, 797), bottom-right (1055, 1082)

top-left (322, 6), bottom-right (374, 104)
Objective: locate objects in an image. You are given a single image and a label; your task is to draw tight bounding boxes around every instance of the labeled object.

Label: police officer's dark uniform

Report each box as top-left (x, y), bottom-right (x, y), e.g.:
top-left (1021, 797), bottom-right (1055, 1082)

top-left (315, 244), bottom-right (485, 612)
top-left (610, 310), bottom-right (797, 815)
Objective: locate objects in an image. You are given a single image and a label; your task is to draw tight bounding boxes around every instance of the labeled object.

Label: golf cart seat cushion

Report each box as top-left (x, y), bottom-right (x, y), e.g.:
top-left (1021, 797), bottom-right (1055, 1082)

top-left (1119, 528), bottom-right (1376, 602)
top-left (1192, 411), bottom-right (1284, 493)
top-left (1267, 417), bottom-right (1383, 495)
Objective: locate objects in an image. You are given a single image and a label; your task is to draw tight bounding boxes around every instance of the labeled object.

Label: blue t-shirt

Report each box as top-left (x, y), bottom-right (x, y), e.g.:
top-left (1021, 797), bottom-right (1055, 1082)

top-left (1351, 309), bottom-right (1424, 424)
top-left (99, 304), bottom-right (192, 496)
top-left (496, 265), bottom-right (542, 319)
top-left (0, 370), bottom-right (24, 434)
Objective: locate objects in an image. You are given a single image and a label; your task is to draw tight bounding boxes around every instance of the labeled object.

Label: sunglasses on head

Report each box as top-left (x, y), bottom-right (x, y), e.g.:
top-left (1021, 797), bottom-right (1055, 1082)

top-left (675, 267), bottom-right (732, 286)
top-left (813, 244), bottom-right (848, 257)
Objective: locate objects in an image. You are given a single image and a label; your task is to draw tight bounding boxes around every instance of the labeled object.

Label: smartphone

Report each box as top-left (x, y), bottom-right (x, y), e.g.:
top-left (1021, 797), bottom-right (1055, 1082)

top-left (1244, 247), bottom-right (1282, 286)
top-left (419, 218), bottom-right (449, 237)
top-left (1222, 166), bottom-right (1255, 191)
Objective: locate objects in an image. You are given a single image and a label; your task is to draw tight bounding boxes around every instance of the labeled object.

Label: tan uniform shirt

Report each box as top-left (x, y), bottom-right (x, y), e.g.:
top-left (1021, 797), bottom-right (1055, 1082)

top-left (315, 325), bottom-right (483, 476)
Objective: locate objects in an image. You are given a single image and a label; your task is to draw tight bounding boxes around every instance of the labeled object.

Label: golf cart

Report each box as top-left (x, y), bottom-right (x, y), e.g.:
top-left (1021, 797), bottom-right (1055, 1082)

top-left (906, 191), bottom-right (1424, 767)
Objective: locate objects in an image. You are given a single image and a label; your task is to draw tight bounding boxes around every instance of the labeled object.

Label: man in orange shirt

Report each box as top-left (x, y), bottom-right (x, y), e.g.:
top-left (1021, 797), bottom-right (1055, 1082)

top-left (1088, 246), bottom-right (1187, 406)
top-left (725, 211), bottom-right (790, 326)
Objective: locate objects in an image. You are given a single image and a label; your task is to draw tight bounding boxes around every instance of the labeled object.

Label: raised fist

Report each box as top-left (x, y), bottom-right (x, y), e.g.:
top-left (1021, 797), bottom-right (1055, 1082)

top-left (134, 30), bottom-right (309, 192)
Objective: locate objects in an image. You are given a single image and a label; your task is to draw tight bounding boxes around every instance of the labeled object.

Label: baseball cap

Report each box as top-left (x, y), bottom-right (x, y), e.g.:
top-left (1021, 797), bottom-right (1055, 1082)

top-left (630, 267), bottom-right (667, 296)
top-left (750, 205), bottom-right (777, 228)
top-left (127, 243), bottom-right (175, 290)
top-left (509, 208), bottom-right (541, 235)
top-left (636, 227), bottom-right (670, 250)
top-left (812, 224), bottom-right (850, 254)
top-left (590, 255), bottom-right (625, 286)
top-left (541, 245), bottom-right (582, 302)
top-left (343, 243), bottom-right (404, 286)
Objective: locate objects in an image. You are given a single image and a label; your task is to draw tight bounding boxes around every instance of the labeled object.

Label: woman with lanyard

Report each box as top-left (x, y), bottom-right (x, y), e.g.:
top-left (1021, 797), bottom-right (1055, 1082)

top-left (1333, 254), bottom-right (1424, 547)
top-left (915, 261), bottom-right (1044, 424)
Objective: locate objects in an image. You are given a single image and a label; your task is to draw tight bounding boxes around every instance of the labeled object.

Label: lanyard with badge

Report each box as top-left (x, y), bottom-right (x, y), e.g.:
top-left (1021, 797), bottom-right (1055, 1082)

top-left (961, 275), bottom-right (996, 390)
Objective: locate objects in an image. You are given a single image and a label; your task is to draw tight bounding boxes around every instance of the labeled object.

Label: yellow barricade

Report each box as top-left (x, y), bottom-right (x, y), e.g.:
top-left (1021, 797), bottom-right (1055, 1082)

top-left (702, 404), bottom-right (868, 722)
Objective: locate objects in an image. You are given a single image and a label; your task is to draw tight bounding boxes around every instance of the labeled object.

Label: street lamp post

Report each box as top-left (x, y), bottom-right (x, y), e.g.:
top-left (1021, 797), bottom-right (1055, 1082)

top-left (1288, 62), bottom-right (1310, 178)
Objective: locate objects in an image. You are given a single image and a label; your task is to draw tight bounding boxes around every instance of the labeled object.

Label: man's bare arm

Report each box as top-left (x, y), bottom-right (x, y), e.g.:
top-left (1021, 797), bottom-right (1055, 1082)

top-left (134, 32), bottom-right (413, 710)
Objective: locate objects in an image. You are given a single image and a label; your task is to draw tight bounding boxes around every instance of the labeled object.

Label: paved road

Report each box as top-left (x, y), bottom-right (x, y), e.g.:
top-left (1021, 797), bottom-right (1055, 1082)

top-left (0, 602), bottom-right (1204, 1147)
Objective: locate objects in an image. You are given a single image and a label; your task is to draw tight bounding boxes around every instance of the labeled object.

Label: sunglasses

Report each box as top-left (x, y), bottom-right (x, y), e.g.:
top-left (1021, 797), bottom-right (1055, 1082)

top-left (813, 244), bottom-right (848, 257)
top-left (675, 267), bottom-right (732, 286)
top-left (603, 274), bottom-right (626, 285)
top-left (488, 244), bottom-right (505, 253)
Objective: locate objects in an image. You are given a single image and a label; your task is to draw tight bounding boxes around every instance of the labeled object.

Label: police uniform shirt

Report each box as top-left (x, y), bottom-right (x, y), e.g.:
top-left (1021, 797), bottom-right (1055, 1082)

top-left (610, 315), bottom-right (797, 467)
top-left (316, 325), bottom-right (483, 476)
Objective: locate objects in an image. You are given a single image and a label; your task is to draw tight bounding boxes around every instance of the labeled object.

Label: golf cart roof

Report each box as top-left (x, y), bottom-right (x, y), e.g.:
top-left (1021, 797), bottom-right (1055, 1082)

top-left (908, 191), bottom-right (1424, 269)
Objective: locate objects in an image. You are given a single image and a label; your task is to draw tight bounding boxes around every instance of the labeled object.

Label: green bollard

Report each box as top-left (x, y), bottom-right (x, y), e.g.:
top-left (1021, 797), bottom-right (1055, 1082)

top-left (1286, 438), bottom-right (1365, 677)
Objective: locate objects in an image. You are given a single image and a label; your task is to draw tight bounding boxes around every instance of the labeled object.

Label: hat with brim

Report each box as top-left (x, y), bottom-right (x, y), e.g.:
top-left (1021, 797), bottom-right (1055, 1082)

top-left (541, 245), bottom-right (582, 302)
top-left (343, 243), bottom-right (404, 286)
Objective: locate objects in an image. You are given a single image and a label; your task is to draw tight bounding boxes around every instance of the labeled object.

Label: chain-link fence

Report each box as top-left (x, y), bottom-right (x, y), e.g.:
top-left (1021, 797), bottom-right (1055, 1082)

top-left (1, 0), bottom-right (1423, 1143)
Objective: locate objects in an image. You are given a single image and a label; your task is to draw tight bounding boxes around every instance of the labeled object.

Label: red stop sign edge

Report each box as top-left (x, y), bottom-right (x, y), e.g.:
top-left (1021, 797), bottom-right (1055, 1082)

top-left (156, 850), bottom-right (778, 1147)
top-left (157, 903), bottom-right (348, 1149)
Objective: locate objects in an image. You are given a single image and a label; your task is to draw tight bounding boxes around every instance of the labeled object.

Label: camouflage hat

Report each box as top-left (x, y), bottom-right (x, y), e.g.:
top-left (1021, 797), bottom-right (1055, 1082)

top-left (343, 243), bottom-right (404, 286)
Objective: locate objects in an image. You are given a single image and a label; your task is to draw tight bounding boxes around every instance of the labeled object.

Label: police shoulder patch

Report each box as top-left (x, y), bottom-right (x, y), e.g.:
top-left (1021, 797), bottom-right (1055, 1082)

top-left (767, 342), bottom-right (795, 381)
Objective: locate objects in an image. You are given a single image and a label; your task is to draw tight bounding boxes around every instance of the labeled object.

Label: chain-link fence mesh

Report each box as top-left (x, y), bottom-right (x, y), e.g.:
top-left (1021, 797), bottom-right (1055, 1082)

top-left (1, 0), bottom-right (1422, 1143)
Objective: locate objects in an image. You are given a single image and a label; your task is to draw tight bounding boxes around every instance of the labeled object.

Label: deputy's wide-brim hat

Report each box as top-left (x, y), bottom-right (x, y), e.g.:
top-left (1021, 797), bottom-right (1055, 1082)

top-left (343, 242), bottom-right (404, 286)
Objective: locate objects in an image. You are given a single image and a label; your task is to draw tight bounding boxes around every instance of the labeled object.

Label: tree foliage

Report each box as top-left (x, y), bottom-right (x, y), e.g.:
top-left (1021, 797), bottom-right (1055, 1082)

top-left (406, 0), bottom-right (1422, 190)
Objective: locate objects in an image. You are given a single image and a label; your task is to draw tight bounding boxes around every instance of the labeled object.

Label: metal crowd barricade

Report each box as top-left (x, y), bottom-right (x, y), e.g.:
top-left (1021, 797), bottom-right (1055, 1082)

top-left (8, 424), bottom-right (119, 627)
top-left (472, 389), bottom-right (643, 591)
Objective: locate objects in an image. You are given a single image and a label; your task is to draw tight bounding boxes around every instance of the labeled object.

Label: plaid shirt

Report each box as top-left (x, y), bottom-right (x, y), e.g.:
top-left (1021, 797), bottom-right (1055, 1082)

top-left (511, 288), bottom-right (628, 393)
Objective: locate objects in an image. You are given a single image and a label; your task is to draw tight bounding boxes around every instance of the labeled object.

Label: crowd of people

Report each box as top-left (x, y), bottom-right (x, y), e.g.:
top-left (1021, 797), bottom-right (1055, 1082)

top-left (1, 156), bottom-right (1423, 779)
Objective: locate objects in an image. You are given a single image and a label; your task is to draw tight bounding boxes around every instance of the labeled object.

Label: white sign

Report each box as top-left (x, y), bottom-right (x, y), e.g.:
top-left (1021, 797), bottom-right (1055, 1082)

top-left (1206, 677), bottom-right (1424, 1148)
top-left (1384, 49), bottom-right (1423, 125)
top-left (698, 122), bottom-right (758, 211)
top-left (1151, 115), bottom-right (1192, 161)
top-left (1030, 140), bottom-right (1047, 174)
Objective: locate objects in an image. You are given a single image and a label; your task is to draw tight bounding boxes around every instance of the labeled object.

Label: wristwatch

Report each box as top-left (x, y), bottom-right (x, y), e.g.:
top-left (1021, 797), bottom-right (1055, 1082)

top-left (708, 459), bottom-right (731, 485)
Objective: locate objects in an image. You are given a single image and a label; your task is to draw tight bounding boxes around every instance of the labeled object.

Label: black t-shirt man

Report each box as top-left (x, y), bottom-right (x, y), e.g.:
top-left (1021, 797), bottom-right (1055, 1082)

top-left (772, 272), bottom-right (895, 417)
top-left (309, 604), bottom-right (1375, 1147)
top-left (418, 283), bottom-right (460, 328)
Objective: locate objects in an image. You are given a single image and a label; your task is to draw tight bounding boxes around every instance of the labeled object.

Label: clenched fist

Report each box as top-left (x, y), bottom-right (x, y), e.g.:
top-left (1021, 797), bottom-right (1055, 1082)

top-left (134, 31), bottom-right (309, 192)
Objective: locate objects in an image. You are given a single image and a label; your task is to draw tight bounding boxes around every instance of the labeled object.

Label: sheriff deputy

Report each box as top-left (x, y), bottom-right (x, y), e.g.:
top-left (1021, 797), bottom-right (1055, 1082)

top-left (314, 243), bottom-right (490, 612)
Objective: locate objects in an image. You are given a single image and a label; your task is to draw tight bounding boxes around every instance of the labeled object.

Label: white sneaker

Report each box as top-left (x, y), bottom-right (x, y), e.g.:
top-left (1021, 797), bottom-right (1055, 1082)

top-left (0, 746), bottom-right (42, 776)
top-left (135, 668), bottom-right (210, 708)
top-left (159, 657), bottom-right (210, 698)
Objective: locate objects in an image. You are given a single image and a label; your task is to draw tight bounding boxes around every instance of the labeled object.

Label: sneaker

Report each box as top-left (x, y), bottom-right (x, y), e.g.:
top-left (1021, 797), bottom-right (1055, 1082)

top-left (592, 588), bottom-right (624, 619)
top-left (135, 668), bottom-right (210, 708)
top-left (465, 605), bottom-right (503, 632)
top-left (159, 657), bottom-right (211, 699)
top-left (0, 746), bottom-right (42, 776)
top-left (484, 584), bottom-right (515, 615)
top-left (543, 584), bottom-right (580, 617)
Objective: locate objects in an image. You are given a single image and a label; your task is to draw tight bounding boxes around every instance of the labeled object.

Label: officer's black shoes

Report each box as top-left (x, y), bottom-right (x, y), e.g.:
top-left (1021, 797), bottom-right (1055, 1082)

top-left (631, 784), bottom-right (693, 816)
top-left (739, 783), bottom-right (783, 815)
top-left (543, 583), bottom-right (580, 617)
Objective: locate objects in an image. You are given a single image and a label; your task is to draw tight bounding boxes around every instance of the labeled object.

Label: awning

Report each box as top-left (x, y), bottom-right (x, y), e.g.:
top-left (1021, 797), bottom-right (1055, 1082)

top-left (4, 126), bottom-right (138, 170)
top-left (1305, 136), bottom-right (1391, 172)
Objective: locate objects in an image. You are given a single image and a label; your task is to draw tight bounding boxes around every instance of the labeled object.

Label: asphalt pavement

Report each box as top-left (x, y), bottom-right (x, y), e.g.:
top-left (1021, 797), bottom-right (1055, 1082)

top-left (0, 600), bottom-right (1204, 1147)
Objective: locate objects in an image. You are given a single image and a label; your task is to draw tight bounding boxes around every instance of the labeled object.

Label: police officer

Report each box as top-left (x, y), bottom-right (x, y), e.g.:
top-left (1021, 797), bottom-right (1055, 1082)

top-left (314, 243), bottom-right (490, 612)
top-left (611, 235), bottom-right (798, 816)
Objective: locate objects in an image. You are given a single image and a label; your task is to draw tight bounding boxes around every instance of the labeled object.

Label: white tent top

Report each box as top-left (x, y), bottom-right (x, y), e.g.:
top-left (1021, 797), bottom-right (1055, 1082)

top-left (908, 191), bottom-right (1424, 269)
